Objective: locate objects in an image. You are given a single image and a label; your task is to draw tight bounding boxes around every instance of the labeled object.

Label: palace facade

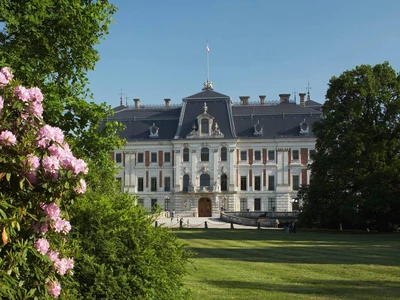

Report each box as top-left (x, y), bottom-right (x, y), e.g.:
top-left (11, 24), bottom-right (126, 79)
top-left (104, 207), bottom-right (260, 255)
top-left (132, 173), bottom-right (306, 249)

top-left (108, 82), bottom-right (322, 217)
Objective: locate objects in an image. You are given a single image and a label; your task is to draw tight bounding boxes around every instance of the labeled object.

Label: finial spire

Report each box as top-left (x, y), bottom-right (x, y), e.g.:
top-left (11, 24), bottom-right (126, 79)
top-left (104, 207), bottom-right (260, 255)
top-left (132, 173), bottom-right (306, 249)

top-left (202, 41), bottom-right (214, 91)
top-left (306, 82), bottom-right (312, 101)
top-left (119, 89), bottom-right (123, 106)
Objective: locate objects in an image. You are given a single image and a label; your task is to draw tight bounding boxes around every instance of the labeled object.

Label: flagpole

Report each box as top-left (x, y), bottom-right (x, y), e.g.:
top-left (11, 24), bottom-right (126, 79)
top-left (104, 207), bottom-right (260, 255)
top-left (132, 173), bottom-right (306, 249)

top-left (206, 41), bottom-right (210, 82)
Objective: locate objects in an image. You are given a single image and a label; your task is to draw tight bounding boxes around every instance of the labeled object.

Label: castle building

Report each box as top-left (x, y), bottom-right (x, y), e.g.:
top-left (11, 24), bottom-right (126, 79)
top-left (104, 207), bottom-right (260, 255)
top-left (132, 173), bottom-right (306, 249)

top-left (108, 81), bottom-right (322, 217)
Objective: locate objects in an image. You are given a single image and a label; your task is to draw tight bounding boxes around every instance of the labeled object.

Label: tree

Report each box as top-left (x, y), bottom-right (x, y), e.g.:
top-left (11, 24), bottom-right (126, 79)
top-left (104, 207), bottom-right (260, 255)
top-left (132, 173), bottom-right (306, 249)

top-left (0, 0), bottom-right (124, 173)
top-left (299, 62), bottom-right (400, 230)
top-left (69, 183), bottom-right (192, 300)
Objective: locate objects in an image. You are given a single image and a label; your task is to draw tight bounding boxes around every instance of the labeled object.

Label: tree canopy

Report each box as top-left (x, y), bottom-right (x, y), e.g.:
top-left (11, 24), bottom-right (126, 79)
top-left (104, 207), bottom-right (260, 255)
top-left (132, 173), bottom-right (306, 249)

top-left (299, 62), bottom-right (400, 230)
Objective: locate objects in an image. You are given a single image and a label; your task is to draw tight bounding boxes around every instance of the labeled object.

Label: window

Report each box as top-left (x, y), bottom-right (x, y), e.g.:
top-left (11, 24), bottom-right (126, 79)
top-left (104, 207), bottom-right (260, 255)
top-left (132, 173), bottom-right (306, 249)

top-left (240, 198), bottom-right (247, 211)
top-left (200, 174), bottom-right (210, 187)
top-left (268, 198), bottom-right (275, 211)
top-left (164, 197), bottom-right (170, 210)
top-left (183, 148), bottom-right (189, 162)
top-left (182, 174), bottom-right (189, 192)
top-left (151, 152), bottom-right (157, 163)
top-left (151, 177), bottom-right (157, 192)
top-left (137, 153), bottom-right (144, 163)
top-left (254, 151), bottom-right (261, 161)
top-left (268, 150), bottom-right (275, 161)
top-left (292, 150), bottom-right (299, 160)
top-left (164, 152), bottom-right (171, 163)
top-left (309, 149), bottom-right (316, 160)
top-left (151, 199), bottom-right (158, 211)
top-left (293, 175), bottom-right (300, 191)
top-left (137, 198), bottom-right (144, 206)
top-left (164, 177), bottom-right (171, 192)
top-left (240, 176), bottom-right (247, 191)
top-left (254, 198), bottom-right (261, 211)
top-left (221, 174), bottom-right (228, 191)
top-left (201, 118), bottom-right (209, 134)
top-left (138, 177), bottom-right (144, 192)
top-left (221, 147), bottom-right (227, 161)
top-left (268, 176), bottom-right (275, 191)
top-left (201, 147), bottom-right (209, 161)
top-left (116, 153), bottom-right (122, 163)
top-left (255, 176), bottom-right (261, 191)
top-left (240, 151), bottom-right (247, 161)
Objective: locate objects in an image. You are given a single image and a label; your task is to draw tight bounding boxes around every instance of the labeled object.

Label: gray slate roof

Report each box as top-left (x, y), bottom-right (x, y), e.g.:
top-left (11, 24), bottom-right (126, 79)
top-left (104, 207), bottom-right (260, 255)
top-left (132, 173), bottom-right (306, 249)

top-left (109, 89), bottom-right (323, 141)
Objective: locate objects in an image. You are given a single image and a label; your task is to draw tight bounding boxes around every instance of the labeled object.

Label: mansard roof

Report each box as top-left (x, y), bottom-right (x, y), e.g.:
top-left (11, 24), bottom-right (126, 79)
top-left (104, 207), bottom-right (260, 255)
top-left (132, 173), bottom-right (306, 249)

top-left (108, 89), bottom-right (323, 141)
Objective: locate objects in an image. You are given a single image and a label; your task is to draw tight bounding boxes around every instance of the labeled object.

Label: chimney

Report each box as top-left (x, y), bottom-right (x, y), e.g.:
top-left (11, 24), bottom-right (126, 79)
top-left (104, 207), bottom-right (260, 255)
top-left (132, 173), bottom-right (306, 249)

top-left (279, 94), bottom-right (291, 104)
top-left (164, 98), bottom-right (171, 107)
top-left (299, 93), bottom-right (306, 107)
top-left (133, 98), bottom-right (140, 108)
top-left (259, 95), bottom-right (266, 105)
top-left (239, 96), bottom-right (250, 105)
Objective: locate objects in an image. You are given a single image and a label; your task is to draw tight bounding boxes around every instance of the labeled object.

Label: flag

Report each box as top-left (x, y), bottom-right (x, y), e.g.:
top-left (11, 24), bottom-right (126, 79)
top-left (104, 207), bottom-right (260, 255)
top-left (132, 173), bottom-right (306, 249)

top-left (206, 44), bottom-right (210, 53)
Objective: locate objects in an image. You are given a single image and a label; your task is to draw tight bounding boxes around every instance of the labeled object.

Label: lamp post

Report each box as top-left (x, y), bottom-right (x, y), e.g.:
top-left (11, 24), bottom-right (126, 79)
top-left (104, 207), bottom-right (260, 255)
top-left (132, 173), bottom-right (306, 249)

top-left (291, 198), bottom-right (299, 213)
top-left (164, 196), bottom-right (170, 212)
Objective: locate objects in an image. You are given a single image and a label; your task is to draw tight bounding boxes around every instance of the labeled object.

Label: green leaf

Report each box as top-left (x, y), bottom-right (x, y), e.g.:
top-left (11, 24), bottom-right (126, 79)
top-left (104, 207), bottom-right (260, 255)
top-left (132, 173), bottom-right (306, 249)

top-left (6, 173), bottom-right (11, 182)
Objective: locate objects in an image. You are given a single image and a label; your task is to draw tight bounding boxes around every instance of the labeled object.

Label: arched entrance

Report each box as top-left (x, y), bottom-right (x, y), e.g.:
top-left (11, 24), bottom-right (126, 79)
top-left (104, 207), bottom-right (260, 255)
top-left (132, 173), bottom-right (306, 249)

top-left (198, 198), bottom-right (211, 217)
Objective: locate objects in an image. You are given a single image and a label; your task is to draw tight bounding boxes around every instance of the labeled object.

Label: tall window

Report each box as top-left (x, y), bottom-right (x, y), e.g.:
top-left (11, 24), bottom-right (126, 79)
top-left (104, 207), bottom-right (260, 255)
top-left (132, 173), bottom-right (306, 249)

top-left (268, 150), bottom-right (275, 161)
top-left (255, 176), bottom-right (261, 191)
top-left (221, 147), bottom-right (227, 161)
top-left (137, 198), bottom-right (144, 206)
top-left (268, 175), bottom-right (275, 191)
top-left (292, 150), bottom-right (299, 160)
top-left (151, 152), bottom-right (157, 163)
top-left (221, 174), bottom-right (228, 191)
top-left (254, 198), bottom-right (261, 211)
top-left (293, 175), bottom-right (300, 190)
top-left (164, 198), bottom-right (170, 211)
top-left (201, 118), bottom-right (209, 134)
top-left (201, 147), bottom-right (209, 161)
top-left (151, 199), bottom-right (158, 211)
top-left (200, 174), bottom-right (210, 187)
top-left (183, 148), bottom-right (189, 162)
top-left (182, 174), bottom-right (189, 192)
top-left (254, 151), bottom-right (261, 161)
top-left (151, 177), bottom-right (157, 192)
top-left (240, 151), bottom-right (247, 161)
top-left (240, 176), bottom-right (247, 191)
top-left (240, 198), bottom-right (247, 211)
top-left (164, 177), bottom-right (171, 192)
top-left (115, 153), bottom-right (122, 163)
top-left (268, 198), bottom-right (275, 211)
top-left (137, 153), bottom-right (144, 163)
top-left (138, 177), bottom-right (144, 192)
top-left (164, 152), bottom-right (171, 163)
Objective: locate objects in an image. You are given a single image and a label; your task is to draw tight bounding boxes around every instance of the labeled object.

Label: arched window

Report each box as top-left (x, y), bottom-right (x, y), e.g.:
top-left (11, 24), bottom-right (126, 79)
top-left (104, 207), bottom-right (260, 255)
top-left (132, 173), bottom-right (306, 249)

top-left (200, 174), bottom-right (210, 187)
top-left (201, 119), bottom-right (209, 134)
top-left (201, 147), bottom-right (209, 161)
top-left (183, 148), bottom-right (189, 162)
top-left (220, 147), bottom-right (227, 161)
top-left (182, 174), bottom-right (189, 192)
top-left (221, 174), bottom-right (228, 191)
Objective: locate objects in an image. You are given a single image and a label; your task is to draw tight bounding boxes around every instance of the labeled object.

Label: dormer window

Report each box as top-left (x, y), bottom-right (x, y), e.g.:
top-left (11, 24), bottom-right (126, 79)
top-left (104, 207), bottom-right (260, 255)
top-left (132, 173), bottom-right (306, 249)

top-left (201, 119), bottom-right (209, 134)
top-left (149, 123), bottom-right (159, 138)
top-left (254, 120), bottom-right (263, 136)
top-left (300, 120), bottom-right (309, 135)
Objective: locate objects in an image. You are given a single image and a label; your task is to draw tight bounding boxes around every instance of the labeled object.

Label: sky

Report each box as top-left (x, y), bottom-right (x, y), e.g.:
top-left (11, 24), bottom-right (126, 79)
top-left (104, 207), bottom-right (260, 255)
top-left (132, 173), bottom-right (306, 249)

top-left (88, 0), bottom-right (400, 107)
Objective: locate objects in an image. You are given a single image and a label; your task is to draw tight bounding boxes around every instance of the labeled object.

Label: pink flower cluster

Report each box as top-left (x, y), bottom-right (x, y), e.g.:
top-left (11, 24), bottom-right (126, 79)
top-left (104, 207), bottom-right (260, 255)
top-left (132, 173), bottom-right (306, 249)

top-left (0, 95), bottom-right (3, 112)
top-left (14, 85), bottom-right (44, 117)
top-left (37, 125), bottom-right (64, 148)
top-left (0, 130), bottom-right (17, 146)
top-left (75, 178), bottom-right (87, 194)
top-left (34, 238), bottom-right (50, 255)
top-left (41, 203), bottom-right (71, 234)
top-left (0, 67), bottom-right (13, 87)
top-left (48, 143), bottom-right (88, 176)
top-left (47, 281), bottom-right (61, 298)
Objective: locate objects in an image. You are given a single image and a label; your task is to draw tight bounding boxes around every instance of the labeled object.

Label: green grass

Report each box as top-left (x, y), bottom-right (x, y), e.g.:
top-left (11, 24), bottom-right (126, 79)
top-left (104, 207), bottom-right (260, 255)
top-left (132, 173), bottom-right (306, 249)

top-left (176, 229), bottom-right (400, 300)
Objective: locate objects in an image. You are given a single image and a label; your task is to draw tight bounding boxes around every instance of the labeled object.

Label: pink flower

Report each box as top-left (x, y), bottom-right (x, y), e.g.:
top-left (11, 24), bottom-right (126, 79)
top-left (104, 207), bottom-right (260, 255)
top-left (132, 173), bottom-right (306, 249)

top-left (42, 203), bottom-right (60, 221)
top-left (52, 218), bottom-right (71, 234)
top-left (37, 125), bottom-right (64, 148)
top-left (29, 100), bottom-right (43, 117)
top-left (1, 67), bottom-right (13, 81)
top-left (29, 87), bottom-right (43, 102)
top-left (26, 154), bottom-right (40, 172)
top-left (42, 156), bottom-right (60, 179)
top-left (0, 96), bottom-right (4, 112)
top-left (34, 238), bottom-right (50, 255)
top-left (47, 250), bottom-right (59, 263)
top-left (69, 158), bottom-right (88, 176)
top-left (0, 130), bottom-right (17, 146)
top-left (14, 86), bottom-right (30, 102)
top-left (54, 257), bottom-right (74, 275)
top-left (47, 281), bottom-right (61, 298)
top-left (75, 179), bottom-right (87, 194)
top-left (62, 220), bottom-right (71, 234)
top-left (40, 222), bottom-right (49, 235)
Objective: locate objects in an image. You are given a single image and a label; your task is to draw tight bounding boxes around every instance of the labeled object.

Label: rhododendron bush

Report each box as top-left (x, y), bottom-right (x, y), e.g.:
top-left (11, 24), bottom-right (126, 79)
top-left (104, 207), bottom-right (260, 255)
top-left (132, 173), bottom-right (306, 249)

top-left (0, 67), bottom-right (87, 299)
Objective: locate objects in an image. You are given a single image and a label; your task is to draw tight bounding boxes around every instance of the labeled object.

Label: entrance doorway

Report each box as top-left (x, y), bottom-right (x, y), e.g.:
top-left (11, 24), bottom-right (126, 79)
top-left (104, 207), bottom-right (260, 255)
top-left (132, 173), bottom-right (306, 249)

top-left (198, 198), bottom-right (211, 217)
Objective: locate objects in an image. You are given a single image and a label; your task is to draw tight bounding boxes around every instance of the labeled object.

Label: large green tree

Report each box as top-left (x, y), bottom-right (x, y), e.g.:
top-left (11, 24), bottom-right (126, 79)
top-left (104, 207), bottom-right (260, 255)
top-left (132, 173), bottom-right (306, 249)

top-left (299, 62), bottom-right (400, 230)
top-left (0, 0), bottom-right (124, 172)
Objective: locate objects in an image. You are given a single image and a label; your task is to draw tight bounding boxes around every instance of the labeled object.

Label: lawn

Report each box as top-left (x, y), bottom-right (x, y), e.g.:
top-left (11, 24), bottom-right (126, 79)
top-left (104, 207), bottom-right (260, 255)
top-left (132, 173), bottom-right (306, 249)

top-left (176, 229), bottom-right (400, 300)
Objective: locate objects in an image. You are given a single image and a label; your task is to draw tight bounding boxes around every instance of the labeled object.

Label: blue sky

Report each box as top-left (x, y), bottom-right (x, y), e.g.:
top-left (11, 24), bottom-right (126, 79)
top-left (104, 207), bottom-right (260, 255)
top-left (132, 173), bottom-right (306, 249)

top-left (88, 0), bottom-right (400, 107)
